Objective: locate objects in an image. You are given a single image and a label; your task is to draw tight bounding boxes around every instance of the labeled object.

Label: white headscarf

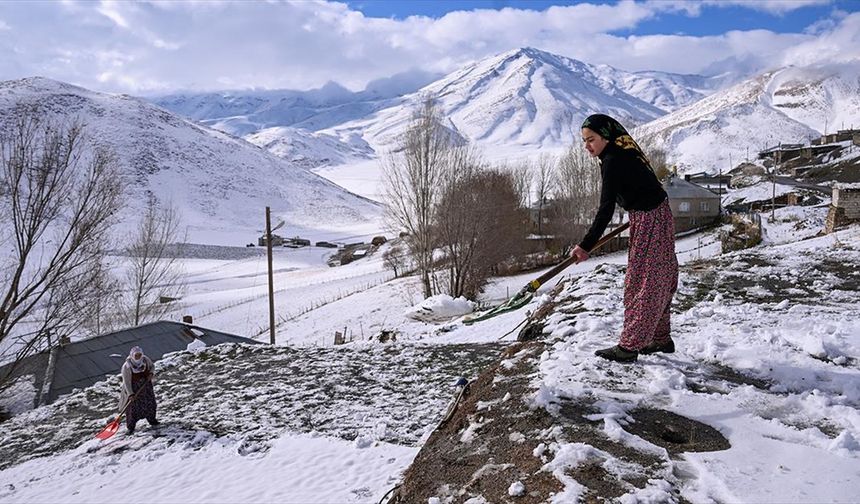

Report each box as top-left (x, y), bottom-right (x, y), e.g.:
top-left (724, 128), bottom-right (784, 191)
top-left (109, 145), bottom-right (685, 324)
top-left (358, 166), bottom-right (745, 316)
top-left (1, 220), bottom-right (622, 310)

top-left (128, 346), bottom-right (147, 373)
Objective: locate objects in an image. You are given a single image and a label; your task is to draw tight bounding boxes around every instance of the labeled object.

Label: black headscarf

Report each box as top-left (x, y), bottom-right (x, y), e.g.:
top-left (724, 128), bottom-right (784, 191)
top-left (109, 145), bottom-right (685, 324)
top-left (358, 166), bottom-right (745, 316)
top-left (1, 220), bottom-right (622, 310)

top-left (581, 114), bottom-right (654, 173)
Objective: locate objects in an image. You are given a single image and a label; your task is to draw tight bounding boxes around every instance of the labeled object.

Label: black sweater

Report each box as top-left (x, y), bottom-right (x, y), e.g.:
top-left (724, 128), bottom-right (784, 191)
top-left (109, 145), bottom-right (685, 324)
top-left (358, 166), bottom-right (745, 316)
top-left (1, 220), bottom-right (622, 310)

top-left (578, 144), bottom-right (667, 251)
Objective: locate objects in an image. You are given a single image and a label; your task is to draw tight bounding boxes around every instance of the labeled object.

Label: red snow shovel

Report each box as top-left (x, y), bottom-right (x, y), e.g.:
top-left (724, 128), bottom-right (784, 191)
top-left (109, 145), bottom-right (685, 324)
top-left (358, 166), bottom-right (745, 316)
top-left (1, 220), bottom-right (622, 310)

top-left (95, 377), bottom-right (150, 440)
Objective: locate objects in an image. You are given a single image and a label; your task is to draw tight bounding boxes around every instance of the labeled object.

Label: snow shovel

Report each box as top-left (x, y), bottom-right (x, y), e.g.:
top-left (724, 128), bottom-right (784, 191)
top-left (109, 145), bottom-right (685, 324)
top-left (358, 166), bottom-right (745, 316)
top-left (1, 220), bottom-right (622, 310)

top-left (463, 222), bottom-right (630, 325)
top-left (95, 377), bottom-right (150, 440)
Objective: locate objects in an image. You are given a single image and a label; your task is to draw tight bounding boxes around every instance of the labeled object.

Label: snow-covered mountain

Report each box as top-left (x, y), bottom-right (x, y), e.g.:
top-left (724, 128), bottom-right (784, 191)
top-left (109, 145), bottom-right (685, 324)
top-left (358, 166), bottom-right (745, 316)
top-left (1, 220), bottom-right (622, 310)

top-left (153, 48), bottom-right (723, 160)
top-left (637, 61), bottom-right (860, 173)
top-left (308, 48), bottom-right (721, 150)
top-left (0, 77), bottom-right (380, 242)
top-left (147, 48), bottom-right (860, 180)
top-left (590, 65), bottom-right (717, 113)
top-left (152, 72), bottom-right (439, 137)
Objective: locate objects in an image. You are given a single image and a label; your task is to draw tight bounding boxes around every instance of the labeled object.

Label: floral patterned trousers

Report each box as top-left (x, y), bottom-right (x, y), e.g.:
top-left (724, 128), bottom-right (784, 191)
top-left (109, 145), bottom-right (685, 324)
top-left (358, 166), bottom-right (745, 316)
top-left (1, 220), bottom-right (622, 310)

top-left (620, 198), bottom-right (679, 351)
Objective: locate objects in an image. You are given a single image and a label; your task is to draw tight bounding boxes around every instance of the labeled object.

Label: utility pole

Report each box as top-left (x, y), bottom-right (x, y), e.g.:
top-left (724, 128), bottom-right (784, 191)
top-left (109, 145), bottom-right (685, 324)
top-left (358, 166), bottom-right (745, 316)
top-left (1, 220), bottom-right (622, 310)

top-left (770, 148), bottom-right (782, 222)
top-left (265, 206), bottom-right (276, 345)
top-left (718, 163), bottom-right (723, 216)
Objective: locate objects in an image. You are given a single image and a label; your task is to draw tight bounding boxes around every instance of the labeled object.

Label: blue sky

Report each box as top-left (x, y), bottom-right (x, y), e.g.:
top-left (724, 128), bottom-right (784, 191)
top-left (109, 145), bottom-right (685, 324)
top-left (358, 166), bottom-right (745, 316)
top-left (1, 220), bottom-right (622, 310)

top-left (0, 0), bottom-right (858, 93)
top-left (346, 0), bottom-right (858, 35)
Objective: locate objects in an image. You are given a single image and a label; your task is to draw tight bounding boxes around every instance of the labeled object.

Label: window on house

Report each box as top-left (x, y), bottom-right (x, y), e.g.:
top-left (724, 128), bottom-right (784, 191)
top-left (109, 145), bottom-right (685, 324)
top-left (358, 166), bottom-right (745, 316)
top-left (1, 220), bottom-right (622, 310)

top-left (700, 201), bottom-right (710, 212)
top-left (679, 201), bottom-right (691, 213)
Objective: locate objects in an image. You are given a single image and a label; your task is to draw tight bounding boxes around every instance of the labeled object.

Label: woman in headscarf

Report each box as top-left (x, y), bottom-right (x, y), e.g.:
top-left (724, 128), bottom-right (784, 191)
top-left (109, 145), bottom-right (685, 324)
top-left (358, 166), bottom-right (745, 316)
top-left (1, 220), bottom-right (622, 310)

top-left (119, 346), bottom-right (159, 433)
top-left (570, 114), bottom-right (678, 363)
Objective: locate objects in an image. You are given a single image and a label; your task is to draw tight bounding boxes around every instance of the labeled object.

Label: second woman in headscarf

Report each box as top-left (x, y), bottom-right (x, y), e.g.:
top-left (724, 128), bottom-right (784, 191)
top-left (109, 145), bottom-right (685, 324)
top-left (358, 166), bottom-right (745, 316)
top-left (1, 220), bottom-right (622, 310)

top-left (119, 345), bottom-right (159, 434)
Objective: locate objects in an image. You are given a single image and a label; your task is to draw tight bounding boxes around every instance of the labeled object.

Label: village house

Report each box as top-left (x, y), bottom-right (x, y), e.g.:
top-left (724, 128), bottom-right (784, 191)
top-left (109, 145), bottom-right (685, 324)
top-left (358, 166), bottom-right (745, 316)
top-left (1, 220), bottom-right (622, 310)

top-left (812, 128), bottom-right (860, 145)
top-left (685, 171), bottom-right (733, 194)
top-left (663, 175), bottom-right (721, 232)
top-left (284, 237), bottom-right (311, 248)
top-left (258, 233), bottom-right (285, 247)
top-left (825, 183), bottom-right (860, 233)
top-left (0, 318), bottom-right (259, 407)
top-left (527, 198), bottom-right (554, 236)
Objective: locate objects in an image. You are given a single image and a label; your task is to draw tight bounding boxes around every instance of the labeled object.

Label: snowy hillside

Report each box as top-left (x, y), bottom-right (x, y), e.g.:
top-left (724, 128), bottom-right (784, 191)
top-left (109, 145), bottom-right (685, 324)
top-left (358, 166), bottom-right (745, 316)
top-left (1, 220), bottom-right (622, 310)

top-left (244, 127), bottom-right (374, 170)
top-left (637, 60), bottom-right (860, 174)
top-left (590, 64), bottom-right (715, 113)
top-left (0, 77), bottom-right (381, 243)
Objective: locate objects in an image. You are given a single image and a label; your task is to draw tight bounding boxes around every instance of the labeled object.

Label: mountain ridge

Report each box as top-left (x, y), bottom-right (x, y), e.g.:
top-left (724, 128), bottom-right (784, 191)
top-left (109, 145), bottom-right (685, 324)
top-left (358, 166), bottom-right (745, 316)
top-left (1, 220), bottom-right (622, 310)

top-left (0, 76), bottom-right (381, 243)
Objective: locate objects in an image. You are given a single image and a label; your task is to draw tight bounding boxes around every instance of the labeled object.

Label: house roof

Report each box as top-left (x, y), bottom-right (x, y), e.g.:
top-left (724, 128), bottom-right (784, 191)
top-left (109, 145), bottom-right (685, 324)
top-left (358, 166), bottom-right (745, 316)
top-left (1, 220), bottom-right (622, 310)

top-left (2, 321), bottom-right (260, 405)
top-left (663, 177), bottom-right (720, 200)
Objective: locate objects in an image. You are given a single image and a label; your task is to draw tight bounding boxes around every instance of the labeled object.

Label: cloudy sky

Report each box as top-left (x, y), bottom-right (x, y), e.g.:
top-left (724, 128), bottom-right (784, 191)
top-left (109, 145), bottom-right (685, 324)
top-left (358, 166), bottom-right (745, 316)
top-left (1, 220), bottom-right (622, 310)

top-left (0, 0), bottom-right (858, 95)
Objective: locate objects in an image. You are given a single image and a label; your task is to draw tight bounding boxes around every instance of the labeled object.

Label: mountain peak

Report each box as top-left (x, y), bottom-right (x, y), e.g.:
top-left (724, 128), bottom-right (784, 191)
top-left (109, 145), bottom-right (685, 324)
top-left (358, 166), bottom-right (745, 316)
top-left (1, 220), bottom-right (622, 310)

top-left (491, 46), bottom-right (587, 69)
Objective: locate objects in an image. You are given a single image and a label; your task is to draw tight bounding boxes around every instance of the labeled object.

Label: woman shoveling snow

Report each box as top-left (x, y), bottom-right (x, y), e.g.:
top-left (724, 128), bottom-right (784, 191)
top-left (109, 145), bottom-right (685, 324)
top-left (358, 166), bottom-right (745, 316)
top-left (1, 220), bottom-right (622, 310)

top-left (571, 114), bottom-right (679, 363)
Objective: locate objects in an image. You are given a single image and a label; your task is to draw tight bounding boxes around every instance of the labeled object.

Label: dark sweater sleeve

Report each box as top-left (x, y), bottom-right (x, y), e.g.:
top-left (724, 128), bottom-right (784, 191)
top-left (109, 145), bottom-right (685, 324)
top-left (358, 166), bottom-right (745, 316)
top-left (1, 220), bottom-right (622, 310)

top-left (578, 164), bottom-right (617, 252)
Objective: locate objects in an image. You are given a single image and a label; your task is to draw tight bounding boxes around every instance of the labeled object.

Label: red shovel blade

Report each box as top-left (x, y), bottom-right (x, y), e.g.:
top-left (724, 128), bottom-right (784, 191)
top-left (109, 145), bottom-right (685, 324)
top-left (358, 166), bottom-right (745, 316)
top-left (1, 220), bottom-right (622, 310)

top-left (95, 418), bottom-right (121, 440)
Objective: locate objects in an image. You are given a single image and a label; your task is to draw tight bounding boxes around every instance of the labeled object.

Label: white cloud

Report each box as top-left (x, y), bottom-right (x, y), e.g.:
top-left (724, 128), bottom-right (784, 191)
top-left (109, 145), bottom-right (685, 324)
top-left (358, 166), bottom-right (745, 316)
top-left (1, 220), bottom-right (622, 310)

top-left (711, 0), bottom-right (832, 15)
top-left (651, 0), bottom-right (832, 16)
top-left (782, 11), bottom-right (860, 66)
top-left (0, 0), bottom-right (851, 94)
top-left (97, 1), bottom-right (130, 29)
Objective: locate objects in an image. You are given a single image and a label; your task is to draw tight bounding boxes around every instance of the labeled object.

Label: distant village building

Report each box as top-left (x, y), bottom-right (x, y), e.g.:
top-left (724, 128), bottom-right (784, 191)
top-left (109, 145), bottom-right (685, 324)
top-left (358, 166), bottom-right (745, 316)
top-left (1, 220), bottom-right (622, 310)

top-left (758, 143), bottom-right (839, 164)
top-left (528, 198), bottom-right (554, 235)
top-left (663, 175), bottom-right (721, 232)
top-left (258, 233), bottom-right (285, 247)
top-left (827, 129), bottom-right (860, 144)
top-left (685, 172), bottom-right (733, 193)
top-left (811, 129), bottom-right (860, 146)
top-left (825, 183), bottom-right (860, 233)
top-left (284, 237), bottom-right (311, 248)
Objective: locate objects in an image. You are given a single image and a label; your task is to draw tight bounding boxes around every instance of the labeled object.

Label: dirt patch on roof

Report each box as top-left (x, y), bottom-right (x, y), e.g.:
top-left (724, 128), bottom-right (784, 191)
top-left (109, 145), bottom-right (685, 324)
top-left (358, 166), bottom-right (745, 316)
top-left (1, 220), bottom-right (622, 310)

top-left (625, 408), bottom-right (730, 455)
top-left (389, 340), bottom-right (729, 503)
top-left (393, 341), bottom-right (562, 503)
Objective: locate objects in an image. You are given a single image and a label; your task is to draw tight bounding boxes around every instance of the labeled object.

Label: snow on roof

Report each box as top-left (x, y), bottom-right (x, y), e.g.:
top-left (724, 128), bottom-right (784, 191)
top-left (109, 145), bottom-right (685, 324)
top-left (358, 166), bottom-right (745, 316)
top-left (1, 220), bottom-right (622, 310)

top-left (663, 176), bottom-right (720, 200)
top-left (834, 182), bottom-right (860, 190)
top-left (0, 321), bottom-right (259, 405)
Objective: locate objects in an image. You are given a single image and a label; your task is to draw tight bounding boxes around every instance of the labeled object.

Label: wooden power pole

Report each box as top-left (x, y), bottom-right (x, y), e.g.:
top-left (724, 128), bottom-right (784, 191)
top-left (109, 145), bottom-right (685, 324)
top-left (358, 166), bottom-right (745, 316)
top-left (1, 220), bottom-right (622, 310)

top-left (265, 206), bottom-right (276, 345)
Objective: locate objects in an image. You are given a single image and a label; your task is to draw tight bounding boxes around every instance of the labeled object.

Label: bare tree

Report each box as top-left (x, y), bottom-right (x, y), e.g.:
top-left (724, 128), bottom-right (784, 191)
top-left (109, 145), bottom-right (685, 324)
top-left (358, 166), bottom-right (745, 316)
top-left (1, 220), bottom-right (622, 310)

top-left (436, 160), bottom-right (527, 299)
top-left (550, 141), bottom-right (602, 245)
top-left (636, 133), bottom-right (671, 181)
top-left (382, 242), bottom-right (407, 278)
top-left (382, 97), bottom-right (453, 298)
top-left (0, 113), bottom-right (123, 391)
top-left (508, 161), bottom-right (533, 210)
top-left (532, 154), bottom-right (554, 236)
top-left (72, 259), bottom-right (119, 337)
top-left (120, 195), bottom-right (185, 327)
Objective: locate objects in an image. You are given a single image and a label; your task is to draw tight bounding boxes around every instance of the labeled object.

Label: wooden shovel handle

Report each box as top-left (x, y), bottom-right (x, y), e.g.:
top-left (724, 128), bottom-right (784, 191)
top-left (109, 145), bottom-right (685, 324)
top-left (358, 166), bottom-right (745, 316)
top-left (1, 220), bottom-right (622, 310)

top-left (525, 222), bottom-right (630, 293)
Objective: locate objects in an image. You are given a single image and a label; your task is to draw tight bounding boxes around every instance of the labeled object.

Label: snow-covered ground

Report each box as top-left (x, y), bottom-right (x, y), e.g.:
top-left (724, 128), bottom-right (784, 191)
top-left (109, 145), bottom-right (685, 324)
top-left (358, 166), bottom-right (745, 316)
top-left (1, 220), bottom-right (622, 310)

top-left (534, 222), bottom-right (860, 502)
top-left (0, 342), bottom-right (503, 502)
top-left (1, 200), bottom-right (856, 502)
